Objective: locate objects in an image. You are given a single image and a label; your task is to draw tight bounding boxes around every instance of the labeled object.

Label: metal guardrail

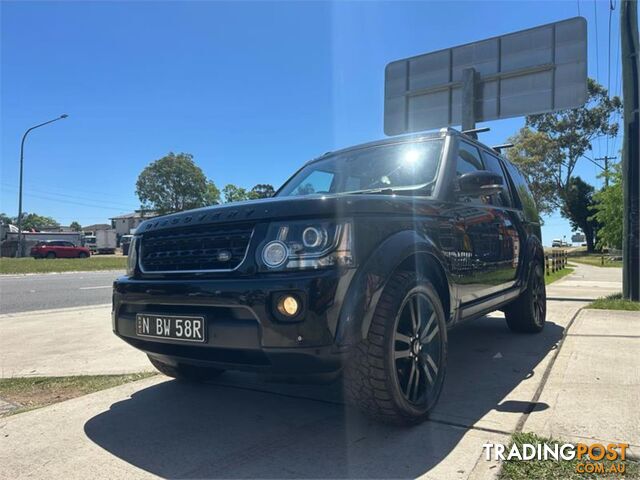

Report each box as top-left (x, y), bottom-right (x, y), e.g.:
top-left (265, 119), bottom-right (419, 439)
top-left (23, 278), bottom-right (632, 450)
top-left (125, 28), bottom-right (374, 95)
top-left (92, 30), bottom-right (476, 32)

top-left (545, 249), bottom-right (568, 275)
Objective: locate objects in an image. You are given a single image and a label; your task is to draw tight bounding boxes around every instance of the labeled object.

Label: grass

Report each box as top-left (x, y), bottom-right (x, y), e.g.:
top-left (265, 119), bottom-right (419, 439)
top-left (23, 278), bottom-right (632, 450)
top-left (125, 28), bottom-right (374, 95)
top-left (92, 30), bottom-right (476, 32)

top-left (544, 267), bottom-right (573, 285)
top-left (0, 256), bottom-right (126, 274)
top-left (500, 432), bottom-right (639, 479)
top-left (0, 373), bottom-right (156, 416)
top-left (588, 293), bottom-right (640, 311)
top-left (569, 255), bottom-right (622, 268)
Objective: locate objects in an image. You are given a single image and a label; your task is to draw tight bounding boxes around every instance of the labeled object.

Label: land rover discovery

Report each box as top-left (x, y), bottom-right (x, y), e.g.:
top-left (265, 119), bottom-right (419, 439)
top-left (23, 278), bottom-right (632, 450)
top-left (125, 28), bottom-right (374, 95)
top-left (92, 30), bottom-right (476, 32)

top-left (113, 128), bottom-right (546, 424)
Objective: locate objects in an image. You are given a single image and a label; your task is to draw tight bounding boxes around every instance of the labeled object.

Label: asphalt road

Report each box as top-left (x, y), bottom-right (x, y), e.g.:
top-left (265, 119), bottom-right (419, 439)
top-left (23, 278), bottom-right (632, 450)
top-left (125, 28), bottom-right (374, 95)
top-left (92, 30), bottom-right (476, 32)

top-left (0, 270), bottom-right (123, 314)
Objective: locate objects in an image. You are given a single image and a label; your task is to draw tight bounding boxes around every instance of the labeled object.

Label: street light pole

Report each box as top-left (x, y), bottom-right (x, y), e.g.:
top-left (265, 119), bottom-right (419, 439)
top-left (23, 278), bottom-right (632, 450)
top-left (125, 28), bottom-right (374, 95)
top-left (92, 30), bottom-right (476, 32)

top-left (15, 114), bottom-right (69, 257)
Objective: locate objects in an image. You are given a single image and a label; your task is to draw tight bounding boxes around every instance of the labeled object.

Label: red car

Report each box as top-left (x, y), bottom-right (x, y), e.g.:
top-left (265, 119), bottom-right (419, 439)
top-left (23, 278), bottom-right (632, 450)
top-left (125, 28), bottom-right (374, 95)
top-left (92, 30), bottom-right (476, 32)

top-left (30, 240), bottom-right (91, 259)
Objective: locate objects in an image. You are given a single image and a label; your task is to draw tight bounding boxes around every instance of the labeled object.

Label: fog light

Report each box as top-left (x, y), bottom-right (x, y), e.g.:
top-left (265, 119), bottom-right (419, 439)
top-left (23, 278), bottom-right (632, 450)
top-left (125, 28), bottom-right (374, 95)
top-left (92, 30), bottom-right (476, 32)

top-left (277, 295), bottom-right (300, 317)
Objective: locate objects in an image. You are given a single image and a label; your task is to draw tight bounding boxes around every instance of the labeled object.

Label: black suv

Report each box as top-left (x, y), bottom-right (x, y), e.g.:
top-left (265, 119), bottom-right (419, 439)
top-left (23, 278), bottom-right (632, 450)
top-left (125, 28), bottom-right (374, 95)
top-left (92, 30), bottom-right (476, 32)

top-left (113, 128), bottom-right (546, 424)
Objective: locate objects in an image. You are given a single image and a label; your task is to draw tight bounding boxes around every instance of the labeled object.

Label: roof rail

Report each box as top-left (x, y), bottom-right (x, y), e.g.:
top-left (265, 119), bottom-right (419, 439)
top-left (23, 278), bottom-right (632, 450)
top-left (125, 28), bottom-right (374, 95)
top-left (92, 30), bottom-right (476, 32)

top-left (492, 143), bottom-right (514, 153)
top-left (461, 127), bottom-right (490, 138)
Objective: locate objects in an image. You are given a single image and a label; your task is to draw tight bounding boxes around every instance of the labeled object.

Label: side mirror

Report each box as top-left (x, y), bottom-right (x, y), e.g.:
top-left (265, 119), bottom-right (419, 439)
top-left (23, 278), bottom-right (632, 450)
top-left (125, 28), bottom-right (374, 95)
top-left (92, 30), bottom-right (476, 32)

top-left (456, 170), bottom-right (503, 197)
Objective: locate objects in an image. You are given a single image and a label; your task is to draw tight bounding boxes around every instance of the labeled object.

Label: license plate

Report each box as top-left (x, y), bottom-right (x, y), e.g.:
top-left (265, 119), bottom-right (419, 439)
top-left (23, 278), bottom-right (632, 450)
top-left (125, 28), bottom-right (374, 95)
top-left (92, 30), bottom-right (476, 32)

top-left (136, 314), bottom-right (206, 343)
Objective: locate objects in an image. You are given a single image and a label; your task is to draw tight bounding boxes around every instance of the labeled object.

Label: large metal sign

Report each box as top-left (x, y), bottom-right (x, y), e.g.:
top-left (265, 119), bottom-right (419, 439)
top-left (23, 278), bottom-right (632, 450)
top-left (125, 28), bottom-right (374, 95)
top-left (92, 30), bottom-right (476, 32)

top-left (384, 17), bottom-right (588, 135)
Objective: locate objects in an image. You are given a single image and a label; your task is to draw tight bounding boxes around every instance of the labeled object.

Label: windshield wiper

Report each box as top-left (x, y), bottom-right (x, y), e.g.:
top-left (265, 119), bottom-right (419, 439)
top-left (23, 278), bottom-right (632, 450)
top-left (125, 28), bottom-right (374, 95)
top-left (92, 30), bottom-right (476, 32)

top-left (346, 181), bottom-right (435, 196)
top-left (346, 187), bottom-right (398, 195)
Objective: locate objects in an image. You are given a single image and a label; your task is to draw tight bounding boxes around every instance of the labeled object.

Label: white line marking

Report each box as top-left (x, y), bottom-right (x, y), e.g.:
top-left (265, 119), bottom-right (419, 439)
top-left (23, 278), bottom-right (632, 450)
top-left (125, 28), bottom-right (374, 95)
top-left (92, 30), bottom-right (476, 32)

top-left (79, 286), bottom-right (112, 290)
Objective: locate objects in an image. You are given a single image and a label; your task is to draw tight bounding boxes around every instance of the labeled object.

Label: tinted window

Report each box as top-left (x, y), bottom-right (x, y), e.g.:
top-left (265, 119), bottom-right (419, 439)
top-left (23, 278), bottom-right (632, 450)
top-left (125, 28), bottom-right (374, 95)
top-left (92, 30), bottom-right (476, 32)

top-left (502, 161), bottom-right (540, 223)
top-left (456, 142), bottom-right (484, 176)
top-left (481, 151), bottom-right (513, 207)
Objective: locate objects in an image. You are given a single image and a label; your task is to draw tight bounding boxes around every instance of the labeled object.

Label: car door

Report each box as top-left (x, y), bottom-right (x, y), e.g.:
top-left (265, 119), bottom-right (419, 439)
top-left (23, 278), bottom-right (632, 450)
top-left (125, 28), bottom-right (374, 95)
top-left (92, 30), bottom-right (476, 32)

top-left (480, 149), bottom-right (521, 282)
top-left (58, 241), bottom-right (73, 258)
top-left (448, 140), bottom-right (516, 303)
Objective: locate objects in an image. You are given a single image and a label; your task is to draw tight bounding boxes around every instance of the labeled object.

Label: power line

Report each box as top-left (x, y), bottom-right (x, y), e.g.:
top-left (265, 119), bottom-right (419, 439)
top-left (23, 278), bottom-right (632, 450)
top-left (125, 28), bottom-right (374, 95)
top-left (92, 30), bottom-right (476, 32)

top-left (0, 182), bottom-right (138, 210)
top-left (592, 0), bottom-right (605, 159)
top-left (1, 186), bottom-right (133, 213)
top-left (607, 0), bottom-right (616, 157)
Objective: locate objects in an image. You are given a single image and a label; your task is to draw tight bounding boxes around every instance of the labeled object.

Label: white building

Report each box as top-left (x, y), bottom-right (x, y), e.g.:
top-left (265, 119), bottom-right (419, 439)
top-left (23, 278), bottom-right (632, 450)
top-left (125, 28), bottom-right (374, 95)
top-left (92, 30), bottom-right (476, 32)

top-left (110, 211), bottom-right (157, 236)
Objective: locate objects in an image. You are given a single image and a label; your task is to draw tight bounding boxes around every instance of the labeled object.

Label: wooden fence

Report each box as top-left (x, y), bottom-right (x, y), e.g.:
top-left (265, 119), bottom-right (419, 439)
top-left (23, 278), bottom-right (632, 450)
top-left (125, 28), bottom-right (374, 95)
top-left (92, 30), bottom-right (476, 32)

top-left (545, 249), bottom-right (568, 275)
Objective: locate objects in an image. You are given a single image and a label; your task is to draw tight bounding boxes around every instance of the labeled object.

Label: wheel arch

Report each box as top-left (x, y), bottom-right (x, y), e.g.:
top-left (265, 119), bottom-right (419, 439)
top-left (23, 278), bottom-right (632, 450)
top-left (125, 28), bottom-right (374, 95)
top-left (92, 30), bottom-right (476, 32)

top-left (335, 229), bottom-right (453, 348)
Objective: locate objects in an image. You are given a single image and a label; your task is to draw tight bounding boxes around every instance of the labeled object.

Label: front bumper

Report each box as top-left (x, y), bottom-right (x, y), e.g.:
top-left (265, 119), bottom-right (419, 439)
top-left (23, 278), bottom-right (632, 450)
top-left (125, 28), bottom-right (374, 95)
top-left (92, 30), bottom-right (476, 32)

top-left (112, 268), bottom-right (355, 374)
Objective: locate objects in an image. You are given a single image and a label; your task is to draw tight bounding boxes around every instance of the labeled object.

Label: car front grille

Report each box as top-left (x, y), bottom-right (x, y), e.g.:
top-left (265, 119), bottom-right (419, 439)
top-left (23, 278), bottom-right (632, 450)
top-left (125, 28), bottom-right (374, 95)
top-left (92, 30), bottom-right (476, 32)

top-left (139, 223), bottom-right (254, 273)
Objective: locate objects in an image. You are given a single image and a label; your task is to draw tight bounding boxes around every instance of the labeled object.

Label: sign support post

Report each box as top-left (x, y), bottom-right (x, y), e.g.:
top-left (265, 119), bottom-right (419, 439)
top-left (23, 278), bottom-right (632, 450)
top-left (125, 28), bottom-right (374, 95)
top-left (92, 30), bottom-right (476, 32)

top-left (461, 68), bottom-right (477, 137)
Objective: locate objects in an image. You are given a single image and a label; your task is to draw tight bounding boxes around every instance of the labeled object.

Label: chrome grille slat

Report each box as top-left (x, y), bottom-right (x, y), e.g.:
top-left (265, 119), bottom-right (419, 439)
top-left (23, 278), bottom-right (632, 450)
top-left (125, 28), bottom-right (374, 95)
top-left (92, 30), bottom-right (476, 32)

top-left (140, 223), bottom-right (254, 273)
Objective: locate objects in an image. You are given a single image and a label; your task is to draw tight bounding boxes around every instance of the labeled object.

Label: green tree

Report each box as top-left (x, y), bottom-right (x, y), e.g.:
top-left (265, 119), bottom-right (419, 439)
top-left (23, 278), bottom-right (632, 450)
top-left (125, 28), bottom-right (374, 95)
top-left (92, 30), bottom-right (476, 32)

top-left (508, 79), bottom-right (621, 248)
top-left (248, 184), bottom-right (275, 200)
top-left (223, 184), bottom-right (249, 203)
top-left (0, 213), bottom-right (12, 225)
top-left (17, 212), bottom-right (59, 231)
top-left (562, 177), bottom-right (600, 252)
top-left (205, 181), bottom-right (221, 205)
top-left (525, 78), bottom-right (621, 192)
top-left (69, 221), bottom-right (82, 232)
top-left (136, 152), bottom-right (219, 215)
top-left (506, 128), bottom-right (561, 216)
top-left (591, 163), bottom-right (623, 249)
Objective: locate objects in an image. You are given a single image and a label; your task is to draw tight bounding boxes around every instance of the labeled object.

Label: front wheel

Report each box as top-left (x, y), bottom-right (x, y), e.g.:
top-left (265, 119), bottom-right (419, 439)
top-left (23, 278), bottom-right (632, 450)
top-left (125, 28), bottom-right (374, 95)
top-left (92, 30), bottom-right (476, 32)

top-left (504, 263), bottom-right (546, 333)
top-left (148, 355), bottom-right (225, 382)
top-left (78, 252), bottom-right (89, 259)
top-left (344, 271), bottom-right (448, 425)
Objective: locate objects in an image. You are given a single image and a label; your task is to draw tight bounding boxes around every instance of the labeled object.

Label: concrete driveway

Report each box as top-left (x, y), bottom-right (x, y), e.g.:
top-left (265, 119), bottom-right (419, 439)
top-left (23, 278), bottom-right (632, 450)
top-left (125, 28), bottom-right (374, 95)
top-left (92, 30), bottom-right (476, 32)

top-left (0, 301), bottom-right (581, 479)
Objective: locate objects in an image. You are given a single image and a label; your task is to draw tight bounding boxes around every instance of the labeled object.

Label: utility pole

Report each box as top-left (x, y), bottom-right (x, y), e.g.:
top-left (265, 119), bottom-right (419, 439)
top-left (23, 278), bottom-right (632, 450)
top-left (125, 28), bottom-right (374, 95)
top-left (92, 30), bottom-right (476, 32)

top-left (15, 114), bottom-right (68, 257)
top-left (595, 155), bottom-right (617, 187)
top-left (620, 0), bottom-right (639, 301)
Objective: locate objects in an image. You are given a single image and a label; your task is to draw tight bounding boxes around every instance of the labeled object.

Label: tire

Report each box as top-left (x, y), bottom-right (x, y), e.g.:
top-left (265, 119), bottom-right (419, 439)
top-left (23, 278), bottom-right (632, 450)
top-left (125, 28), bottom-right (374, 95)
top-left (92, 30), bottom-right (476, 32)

top-left (504, 263), bottom-right (546, 333)
top-left (45, 252), bottom-right (56, 259)
top-left (148, 355), bottom-right (225, 382)
top-left (78, 252), bottom-right (89, 258)
top-left (343, 271), bottom-right (448, 425)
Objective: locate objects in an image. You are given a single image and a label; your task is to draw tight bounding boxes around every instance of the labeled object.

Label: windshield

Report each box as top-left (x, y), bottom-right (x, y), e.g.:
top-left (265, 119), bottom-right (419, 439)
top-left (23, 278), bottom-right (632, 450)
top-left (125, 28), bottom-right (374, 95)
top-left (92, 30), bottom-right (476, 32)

top-left (277, 139), bottom-right (443, 197)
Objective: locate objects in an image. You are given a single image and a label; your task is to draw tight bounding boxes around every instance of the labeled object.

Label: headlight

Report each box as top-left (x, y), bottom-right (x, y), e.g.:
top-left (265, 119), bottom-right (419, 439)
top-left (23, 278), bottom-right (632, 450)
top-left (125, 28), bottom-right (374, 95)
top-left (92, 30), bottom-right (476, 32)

top-left (126, 236), bottom-right (138, 276)
top-left (258, 220), bottom-right (354, 270)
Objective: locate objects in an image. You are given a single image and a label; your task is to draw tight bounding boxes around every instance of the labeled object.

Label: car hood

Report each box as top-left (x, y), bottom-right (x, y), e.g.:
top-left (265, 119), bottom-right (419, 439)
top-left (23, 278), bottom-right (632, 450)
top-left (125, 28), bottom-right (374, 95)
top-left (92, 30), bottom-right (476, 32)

top-left (136, 194), bottom-right (443, 235)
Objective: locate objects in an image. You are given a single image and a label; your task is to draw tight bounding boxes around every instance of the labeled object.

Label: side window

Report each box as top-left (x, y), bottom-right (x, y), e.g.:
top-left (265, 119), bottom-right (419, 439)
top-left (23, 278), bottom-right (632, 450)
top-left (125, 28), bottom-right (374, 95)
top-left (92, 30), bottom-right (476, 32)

top-left (454, 142), bottom-right (485, 204)
top-left (291, 170), bottom-right (334, 196)
top-left (503, 161), bottom-right (540, 223)
top-left (481, 151), bottom-right (513, 208)
top-left (456, 142), bottom-right (484, 177)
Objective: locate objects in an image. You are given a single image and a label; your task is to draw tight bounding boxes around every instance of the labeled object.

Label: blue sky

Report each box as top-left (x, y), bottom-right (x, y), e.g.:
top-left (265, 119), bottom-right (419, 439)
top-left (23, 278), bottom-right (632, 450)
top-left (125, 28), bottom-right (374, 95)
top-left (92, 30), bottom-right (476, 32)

top-left (1, 1), bottom-right (624, 245)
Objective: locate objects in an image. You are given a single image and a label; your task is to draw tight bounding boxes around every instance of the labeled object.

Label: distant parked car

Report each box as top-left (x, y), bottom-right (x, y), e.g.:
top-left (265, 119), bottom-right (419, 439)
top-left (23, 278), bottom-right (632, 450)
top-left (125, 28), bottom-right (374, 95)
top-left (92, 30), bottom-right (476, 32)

top-left (551, 239), bottom-right (562, 248)
top-left (30, 240), bottom-right (91, 259)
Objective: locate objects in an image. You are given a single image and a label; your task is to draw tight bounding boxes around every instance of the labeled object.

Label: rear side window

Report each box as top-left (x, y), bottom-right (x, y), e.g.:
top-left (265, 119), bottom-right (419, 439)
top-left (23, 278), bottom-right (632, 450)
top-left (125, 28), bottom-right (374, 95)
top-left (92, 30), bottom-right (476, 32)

top-left (502, 161), bottom-right (540, 223)
top-left (480, 151), bottom-right (513, 208)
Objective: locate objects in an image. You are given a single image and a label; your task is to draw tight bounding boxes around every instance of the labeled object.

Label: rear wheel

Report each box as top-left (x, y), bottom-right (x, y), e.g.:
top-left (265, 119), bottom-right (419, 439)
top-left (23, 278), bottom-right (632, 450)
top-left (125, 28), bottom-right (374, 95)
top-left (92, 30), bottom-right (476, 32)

top-left (504, 263), bottom-right (546, 333)
top-left (344, 271), bottom-right (447, 425)
top-left (148, 355), bottom-right (225, 382)
top-left (45, 252), bottom-right (56, 259)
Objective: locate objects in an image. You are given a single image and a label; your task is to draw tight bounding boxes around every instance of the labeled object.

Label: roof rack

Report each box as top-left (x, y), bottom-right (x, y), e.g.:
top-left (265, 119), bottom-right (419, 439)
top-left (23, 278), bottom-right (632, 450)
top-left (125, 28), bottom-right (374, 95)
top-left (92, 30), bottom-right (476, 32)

top-left (492, 143), bottom-right (514, 153)
top-left (461, 127), bottom-right (490, 138)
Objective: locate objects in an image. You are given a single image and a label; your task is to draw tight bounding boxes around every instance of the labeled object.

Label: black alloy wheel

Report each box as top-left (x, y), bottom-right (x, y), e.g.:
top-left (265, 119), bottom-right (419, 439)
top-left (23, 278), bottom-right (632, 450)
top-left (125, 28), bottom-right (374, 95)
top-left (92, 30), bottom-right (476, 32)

top-left (393, 290), bottom-right (443, 407)
top-left (504, 263), bottom-right (546, 333)
top-left (343, 271), bottom-right (448, 424)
